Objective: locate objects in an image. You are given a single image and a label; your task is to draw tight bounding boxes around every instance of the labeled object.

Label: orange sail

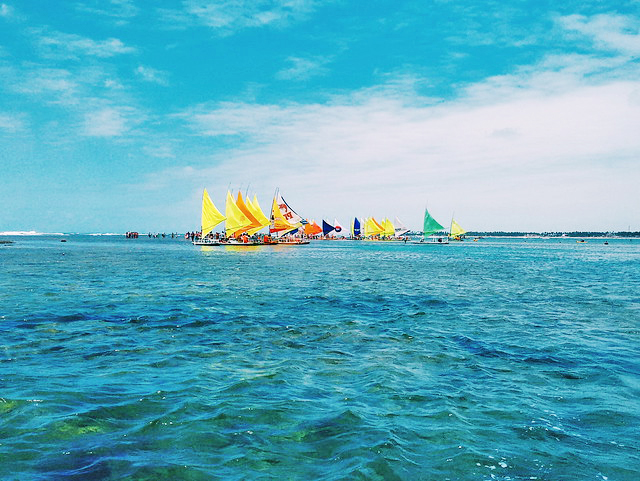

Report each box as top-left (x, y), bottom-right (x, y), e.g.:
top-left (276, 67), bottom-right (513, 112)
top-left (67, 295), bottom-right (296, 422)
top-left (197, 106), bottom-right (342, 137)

top-left (234, 192), bottom-right (261, 237)
top-left (304, 220), bottom-right (323, 236)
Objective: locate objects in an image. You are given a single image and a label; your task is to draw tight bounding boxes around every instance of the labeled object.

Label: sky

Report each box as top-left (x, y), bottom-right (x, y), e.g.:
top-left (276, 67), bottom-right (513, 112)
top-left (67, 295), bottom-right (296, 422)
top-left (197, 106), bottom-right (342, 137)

top-left (1, 0), bottom-right (639, 233)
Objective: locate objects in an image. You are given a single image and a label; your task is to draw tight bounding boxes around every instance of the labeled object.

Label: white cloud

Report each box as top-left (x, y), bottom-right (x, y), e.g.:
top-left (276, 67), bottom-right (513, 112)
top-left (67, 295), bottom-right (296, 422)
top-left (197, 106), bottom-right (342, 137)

top-left (165, 0), bottom-right (317, 32)
top-left (276, 55), bottom-right (331, 81)
top-left (82, 107), bottom-right (132, 137)
top-left (0, 3), bottom-right (13, 17)
top-left (0, 112), bottom-right (26, 132)
top-left (15, 68), bottom-right (78, 99)
top-left (143, 143), bottom-right (175, 159)
top-left (135, 65), bottom-right (169, 85)
top-left (559, 13), bottom-right (640, 55)
top-left (34, 29), bottom-right (136, 58)
top-left (174, 47), bottom-right (640, 231)
top-left (75, 0), bottom-right (139, 22)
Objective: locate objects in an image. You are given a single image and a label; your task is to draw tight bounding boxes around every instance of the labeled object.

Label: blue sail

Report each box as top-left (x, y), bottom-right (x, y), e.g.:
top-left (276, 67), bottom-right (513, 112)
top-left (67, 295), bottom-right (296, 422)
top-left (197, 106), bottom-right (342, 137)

top-left (352, 217), bottom-right (361, 236)
top-left (322, 220), bottom-right (335, 236)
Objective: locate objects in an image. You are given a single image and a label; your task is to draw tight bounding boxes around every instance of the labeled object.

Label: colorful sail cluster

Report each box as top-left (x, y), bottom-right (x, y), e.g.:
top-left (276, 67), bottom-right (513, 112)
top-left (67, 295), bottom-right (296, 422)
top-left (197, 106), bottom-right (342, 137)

top-left (198, 188), bottom-right (466, 243)
top-left (198, 189), bottom-right (271, 240)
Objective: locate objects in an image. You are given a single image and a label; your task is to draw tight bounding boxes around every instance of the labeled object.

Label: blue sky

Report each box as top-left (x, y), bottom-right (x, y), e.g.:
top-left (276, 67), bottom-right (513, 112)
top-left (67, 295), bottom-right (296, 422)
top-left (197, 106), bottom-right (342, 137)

top-left (1, 0), bottom-right (639, 233)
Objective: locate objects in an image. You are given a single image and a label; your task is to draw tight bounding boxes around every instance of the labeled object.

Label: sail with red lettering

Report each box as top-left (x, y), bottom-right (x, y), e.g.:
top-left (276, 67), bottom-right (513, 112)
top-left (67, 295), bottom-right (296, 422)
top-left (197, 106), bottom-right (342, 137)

top-left (270, 189), bottom-right (304, 236)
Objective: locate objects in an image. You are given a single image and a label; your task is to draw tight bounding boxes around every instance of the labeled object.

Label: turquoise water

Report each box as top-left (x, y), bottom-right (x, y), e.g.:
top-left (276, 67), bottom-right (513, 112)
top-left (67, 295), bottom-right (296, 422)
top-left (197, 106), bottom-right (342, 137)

top-left (1, 235), bottom-right (639, 480)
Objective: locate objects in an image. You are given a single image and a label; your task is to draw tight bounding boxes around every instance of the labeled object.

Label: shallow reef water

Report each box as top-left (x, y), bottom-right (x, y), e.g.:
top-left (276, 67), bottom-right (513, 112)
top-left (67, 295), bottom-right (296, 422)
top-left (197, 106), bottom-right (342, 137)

top-left (1, 235), bottom-right (639, 480)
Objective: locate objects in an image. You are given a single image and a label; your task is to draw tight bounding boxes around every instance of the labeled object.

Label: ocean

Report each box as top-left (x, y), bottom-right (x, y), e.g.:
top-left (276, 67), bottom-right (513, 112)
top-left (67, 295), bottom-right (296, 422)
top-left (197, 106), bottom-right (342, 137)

top-left (1, 235), bottom-right (639, 480)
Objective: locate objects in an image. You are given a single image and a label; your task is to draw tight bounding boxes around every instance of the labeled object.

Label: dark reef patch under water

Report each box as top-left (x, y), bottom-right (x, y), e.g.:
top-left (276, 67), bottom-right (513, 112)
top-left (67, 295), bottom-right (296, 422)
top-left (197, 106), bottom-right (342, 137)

top-left (1, 236), bottom-right (639, 480)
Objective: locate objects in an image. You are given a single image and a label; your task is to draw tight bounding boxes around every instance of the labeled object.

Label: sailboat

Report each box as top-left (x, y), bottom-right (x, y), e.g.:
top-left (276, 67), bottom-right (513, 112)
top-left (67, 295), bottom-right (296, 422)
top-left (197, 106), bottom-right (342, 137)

top-left (363, 217), bottom-right (384, 238)
top-left (351, 217), bottom-right (362, 238)
top-left (246, 195), bottom-right (271, 234)
top-left (394, 217), bottom-right (410, 237)
top-left (322, 220), bottom-right (335, 237)
top-left (193, 188), bottom-right (226, 245)
top-left (304, 220), bottom-right (323, 237)
top-left (449, 219), bottom-right (466, 241)
top-left (412, 207), bottom-right (449, 244)
top-left (269, 189), bottom-right (310, 245)
top-left (380, 218), bottom-right (395, 239)
top-left (223, 190), bottom-right (266, 246)
top-left (334, 219), bottom-right (344, 236)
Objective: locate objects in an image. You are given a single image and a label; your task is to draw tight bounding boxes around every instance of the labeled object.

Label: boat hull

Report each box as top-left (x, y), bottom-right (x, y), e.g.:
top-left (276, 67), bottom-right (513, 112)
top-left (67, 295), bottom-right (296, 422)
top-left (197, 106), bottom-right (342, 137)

top-left (275, 240), bottom-right (310, 245)
top-left (411, 237), bottom-right (449, 244)
top-left (193, 240), bottom-right (221, 246)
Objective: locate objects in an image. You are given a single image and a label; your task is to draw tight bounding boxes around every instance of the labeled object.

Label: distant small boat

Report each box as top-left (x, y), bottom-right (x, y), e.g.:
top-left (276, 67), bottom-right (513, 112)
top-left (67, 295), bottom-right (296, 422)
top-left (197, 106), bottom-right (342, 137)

top-left (577, 239), bottom-right (586, 243)
top-left (450, 219), bottom-right (466, 241)
top-left (412, 207), bottom-right (449, 244)
top-left (411, 236), bottom-right (448, 244)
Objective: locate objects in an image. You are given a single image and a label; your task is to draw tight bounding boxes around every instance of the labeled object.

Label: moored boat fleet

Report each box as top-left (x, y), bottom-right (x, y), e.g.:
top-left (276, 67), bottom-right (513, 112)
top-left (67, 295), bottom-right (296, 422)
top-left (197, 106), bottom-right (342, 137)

top-left (192, 189), bottom-right (467, 246)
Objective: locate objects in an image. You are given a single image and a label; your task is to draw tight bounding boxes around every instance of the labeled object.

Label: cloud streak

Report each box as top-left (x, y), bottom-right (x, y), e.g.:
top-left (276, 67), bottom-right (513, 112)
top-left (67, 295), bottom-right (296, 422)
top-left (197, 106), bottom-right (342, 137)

top-left (559, 13), bottom-right (640, 55)
top-left (32, 28), bottom-right (136, 59)
top-left (135, 65), bottom-right (169, 85)
top-left (160, 0), bottom-right (318, 32)
top-left (276, 55), bottom-right (331, 81)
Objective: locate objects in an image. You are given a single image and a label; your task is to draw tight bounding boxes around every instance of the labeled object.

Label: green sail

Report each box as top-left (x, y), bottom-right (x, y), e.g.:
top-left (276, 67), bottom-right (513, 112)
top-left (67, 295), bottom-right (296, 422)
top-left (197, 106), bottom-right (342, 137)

top-left (423, 208), bottom-right (444, 236)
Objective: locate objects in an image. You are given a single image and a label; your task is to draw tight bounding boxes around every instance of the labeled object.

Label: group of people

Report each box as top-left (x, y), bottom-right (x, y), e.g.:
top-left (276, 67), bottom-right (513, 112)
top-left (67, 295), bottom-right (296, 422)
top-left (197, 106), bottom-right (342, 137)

top-left (189, 231), bottom-right (279, 244)
top-left (125, 232), bottom-right (181, 239)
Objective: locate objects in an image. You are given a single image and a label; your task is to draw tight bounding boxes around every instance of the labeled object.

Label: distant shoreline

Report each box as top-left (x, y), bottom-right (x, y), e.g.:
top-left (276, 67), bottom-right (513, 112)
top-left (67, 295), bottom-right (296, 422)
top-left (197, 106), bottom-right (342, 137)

top-left (1, 231), bottom-right (639, 238)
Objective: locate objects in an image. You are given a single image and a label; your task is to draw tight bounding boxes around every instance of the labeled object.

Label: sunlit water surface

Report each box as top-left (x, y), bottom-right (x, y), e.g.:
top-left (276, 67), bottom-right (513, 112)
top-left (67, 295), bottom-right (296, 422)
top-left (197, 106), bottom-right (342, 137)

top-left (1, 235), bottom-right (639, 480)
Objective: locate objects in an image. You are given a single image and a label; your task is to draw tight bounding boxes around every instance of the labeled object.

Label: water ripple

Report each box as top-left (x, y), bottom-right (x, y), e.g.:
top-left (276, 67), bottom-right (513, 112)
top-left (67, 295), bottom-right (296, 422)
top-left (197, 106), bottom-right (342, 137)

top-left (1, 236), bottom-right (639, 479)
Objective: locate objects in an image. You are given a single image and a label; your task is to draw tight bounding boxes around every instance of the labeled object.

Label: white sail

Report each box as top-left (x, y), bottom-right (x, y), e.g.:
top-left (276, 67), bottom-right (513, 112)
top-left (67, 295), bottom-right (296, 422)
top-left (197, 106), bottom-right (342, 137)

top-left (394, 216), bottom-right (409, 237)
top-left (333, 218), bottom-right (344, 235)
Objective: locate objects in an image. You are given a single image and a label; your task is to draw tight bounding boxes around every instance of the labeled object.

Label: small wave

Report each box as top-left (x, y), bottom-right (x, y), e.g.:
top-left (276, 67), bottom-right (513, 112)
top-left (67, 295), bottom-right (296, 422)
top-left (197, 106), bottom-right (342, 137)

top-left (0, 231), bottom-right (65, 236)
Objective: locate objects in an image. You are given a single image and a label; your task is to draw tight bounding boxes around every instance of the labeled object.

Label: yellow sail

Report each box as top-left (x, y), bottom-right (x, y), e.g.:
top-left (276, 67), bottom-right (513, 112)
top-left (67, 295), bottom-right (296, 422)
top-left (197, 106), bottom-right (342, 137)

top-left (364, 217), bottom-right (384, 237)
top-left (246, 195), bottom-right (271, 235)
top-left (235, 192), bottom-right (261, 237)
top-left (381, 218), bottom-right (395, 237)
top-left (450, 219), bottom-right (466, 239)
top-left (225, 191), bottom-right (251, 237)
top-left (270, 197), bottom-right (294, 233)
top-left (201, 188), bottom-right (226, 238)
